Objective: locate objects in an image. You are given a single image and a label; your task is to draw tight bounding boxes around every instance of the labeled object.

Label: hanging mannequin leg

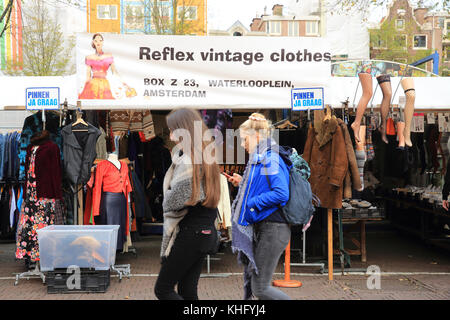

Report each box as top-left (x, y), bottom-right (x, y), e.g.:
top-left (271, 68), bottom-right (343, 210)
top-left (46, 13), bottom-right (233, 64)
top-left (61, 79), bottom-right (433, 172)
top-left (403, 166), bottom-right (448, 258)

top-left (355, 125), bottom-right (367, 190)
top-left (397, 120), bottom-right (406, 149)
top-left (351, 73), bottom-right (373, 143)
top-left (401, 78), bottom-right (415, 147)
top-left (377, 75), bottom-right (392, 144)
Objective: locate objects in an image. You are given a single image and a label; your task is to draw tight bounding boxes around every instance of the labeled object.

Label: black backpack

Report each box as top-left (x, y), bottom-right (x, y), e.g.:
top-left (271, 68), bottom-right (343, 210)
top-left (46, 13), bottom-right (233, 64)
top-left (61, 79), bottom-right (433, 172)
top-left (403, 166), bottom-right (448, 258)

top-left (263, 148), bottom-right (320, 226)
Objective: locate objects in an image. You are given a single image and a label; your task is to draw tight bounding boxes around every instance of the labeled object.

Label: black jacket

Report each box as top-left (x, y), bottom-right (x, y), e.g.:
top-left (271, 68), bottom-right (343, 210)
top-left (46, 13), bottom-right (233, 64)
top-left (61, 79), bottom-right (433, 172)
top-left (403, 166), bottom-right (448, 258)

top-left (62, 123), bottom-right (101, 185)
top-left (443, 160), bottom-right (450, 200)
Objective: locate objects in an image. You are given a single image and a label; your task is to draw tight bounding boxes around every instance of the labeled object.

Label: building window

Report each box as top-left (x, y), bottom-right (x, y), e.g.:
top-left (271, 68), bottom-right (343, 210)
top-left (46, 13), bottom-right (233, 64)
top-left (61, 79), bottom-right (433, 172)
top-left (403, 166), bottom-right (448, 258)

top-left (97, 5), bottom-right (118, 20)
top-left (269, 21), bottom-right (281, 34)
top-left (371, 34), bottom-right (387, 49)
top-left (288, 21), bottom-right (299, 36)
top-left (395, 19), bottom-right (405, 31)
top-left (393, 34), bottom-right (407, 49)
top-left (306, 21), bottom-right (318, 35)
top-left (177, 6), bottom-right (197, 21)
top-left (395, 58), bottom-right (408, 64)
top-left (124, 4), bottom-right (145, 32)
top-left (413, 35), bottom-right (427, 49)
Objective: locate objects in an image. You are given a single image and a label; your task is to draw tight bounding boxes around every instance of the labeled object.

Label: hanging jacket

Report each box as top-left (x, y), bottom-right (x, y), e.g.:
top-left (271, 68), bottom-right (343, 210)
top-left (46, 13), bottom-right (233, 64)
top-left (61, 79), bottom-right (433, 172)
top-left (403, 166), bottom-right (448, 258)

top-left (61, 123), bottom-right (101, 186)
top-left (25, 138), bottom-right (63, 200)
top-left (19, 111), bottom-right (62, 181)
top-left (303, 115), bottom-right (348, 209)
top-left (110, 110), bottom-right (156, 141)
top-left (0, 134), bottom-right (5, 180)
top-left (336, 118), bottom-right (362, 198)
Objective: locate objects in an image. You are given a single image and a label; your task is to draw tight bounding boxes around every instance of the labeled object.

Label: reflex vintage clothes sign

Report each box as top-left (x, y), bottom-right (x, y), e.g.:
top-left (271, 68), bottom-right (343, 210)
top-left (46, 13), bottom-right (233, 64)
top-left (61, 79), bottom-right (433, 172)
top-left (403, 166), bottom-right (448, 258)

top-left (76, 33), bottom-right (331, 109)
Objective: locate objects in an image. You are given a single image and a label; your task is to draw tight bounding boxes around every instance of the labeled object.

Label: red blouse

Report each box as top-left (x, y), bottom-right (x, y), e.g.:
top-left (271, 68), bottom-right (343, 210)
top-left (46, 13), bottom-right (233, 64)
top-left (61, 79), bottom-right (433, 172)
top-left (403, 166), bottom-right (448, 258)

top-left (92, 160), bottom-right (132, 217)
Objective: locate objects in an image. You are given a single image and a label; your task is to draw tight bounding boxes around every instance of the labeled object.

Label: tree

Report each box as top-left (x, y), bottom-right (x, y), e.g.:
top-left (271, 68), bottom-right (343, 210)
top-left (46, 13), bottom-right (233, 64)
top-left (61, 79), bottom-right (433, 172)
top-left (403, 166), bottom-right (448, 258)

top-left (4, 0), bottom-right (75, 75)
top-left (325, 0), bottom-right (449, 22)
top-left (137, 0), bottom-right (203, 35)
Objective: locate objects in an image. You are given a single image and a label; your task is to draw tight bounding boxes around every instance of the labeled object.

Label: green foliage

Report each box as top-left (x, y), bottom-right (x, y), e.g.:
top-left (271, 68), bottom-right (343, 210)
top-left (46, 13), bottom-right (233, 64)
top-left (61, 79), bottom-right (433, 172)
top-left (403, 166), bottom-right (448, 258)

top-left (4, 0), bottom-right (75, 76)
top-left (141, 0), bottom-right (201, 35)
top-left (370, 18), bottom-right (432, 65)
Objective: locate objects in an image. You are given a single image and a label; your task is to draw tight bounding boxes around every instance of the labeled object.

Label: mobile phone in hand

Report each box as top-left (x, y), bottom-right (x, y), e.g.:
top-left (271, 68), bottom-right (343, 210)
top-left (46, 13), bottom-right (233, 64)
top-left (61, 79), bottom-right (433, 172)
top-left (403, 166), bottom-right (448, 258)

top-left (221, 172), bottom-right (232, 179)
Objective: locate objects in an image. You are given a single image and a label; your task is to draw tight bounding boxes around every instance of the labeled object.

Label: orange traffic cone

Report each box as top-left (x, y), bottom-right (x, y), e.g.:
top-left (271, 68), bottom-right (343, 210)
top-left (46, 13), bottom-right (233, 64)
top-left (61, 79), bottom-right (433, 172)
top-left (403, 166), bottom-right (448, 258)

top-left (273, 241), bottom-right (302, 288)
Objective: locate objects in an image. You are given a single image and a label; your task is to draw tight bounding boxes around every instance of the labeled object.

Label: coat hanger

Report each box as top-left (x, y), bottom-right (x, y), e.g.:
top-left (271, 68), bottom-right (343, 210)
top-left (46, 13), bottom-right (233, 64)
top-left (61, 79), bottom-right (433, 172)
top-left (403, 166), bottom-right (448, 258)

top-left (341, 98), bottom-right (350, 124)
top-left (72, 108), bottom-right (89, 132)
top-left (275, 119), bottom-right (298, 129)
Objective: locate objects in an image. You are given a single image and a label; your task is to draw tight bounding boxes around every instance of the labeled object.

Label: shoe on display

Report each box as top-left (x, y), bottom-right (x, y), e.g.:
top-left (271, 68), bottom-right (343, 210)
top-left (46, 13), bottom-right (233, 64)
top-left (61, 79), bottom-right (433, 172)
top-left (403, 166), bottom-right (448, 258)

top-left (357, 200), bottom-right (372, 208)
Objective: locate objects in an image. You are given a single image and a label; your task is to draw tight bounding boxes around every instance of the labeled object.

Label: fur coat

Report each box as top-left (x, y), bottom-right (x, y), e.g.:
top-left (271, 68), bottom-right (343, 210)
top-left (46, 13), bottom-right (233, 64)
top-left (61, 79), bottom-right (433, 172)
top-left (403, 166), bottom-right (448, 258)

top-left (303, 115), bottom-right (348, 209)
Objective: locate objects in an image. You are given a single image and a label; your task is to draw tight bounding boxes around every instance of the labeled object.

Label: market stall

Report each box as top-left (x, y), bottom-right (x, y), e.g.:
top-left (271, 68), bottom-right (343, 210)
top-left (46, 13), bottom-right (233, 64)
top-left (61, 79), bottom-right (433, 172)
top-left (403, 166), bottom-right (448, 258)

top-left (2, 34), bottom-right (450, 291)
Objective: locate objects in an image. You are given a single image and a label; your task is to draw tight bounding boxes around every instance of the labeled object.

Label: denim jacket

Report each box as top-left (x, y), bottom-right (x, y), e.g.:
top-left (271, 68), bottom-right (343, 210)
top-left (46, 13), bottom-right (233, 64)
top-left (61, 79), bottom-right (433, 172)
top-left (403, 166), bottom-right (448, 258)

top-left (0, 134), bottom-right (5, 180)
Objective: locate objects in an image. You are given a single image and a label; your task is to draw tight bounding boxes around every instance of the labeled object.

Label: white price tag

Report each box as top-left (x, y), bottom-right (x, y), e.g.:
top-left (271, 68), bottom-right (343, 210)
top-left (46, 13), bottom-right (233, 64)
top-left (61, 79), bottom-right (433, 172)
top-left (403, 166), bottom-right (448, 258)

top-left (438, 113), bottom-right (445, 132)
top-left (412, 114), bottom-right (424, 133)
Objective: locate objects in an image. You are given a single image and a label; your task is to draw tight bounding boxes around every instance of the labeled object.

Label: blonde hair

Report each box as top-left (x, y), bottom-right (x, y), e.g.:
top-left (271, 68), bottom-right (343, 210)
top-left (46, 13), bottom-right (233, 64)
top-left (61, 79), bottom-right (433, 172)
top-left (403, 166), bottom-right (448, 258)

top-left (239, 113), bottom-right (272, 138)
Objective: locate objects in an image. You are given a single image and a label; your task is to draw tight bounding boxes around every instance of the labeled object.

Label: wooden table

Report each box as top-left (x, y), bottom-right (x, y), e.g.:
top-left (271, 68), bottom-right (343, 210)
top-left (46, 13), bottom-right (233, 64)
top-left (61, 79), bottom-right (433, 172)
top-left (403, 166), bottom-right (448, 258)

top-left (334, 216), bottom-right (384, 263)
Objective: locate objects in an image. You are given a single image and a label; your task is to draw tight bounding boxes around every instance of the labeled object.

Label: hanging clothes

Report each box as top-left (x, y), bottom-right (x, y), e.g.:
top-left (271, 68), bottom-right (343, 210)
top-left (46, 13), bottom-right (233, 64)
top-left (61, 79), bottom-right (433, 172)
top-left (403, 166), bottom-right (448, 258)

top-left (92, 160), bottom-right (132, 251)
top-left (303, 114), bottom-right (349, 209)
top-left (61, 122), bottom-right (101, 186)
top-left (24, 133), bottom-right (62, 200)
top-left (96, 127), bottom-right (108, 160)
top-left (337, 118), bottom-right (363, 198)
top-left (144, 136), bottom-right (172, 222)
top-left (0, 134), bottom-right (5, 180)
top-left (110, 110), bottom-right (156, 141)
top-left (19, 111), bottom-right (62, 181)
top-left (218, 174), bottom-right (232, 228)
top-left (16, 146), bottom-right (56, 262)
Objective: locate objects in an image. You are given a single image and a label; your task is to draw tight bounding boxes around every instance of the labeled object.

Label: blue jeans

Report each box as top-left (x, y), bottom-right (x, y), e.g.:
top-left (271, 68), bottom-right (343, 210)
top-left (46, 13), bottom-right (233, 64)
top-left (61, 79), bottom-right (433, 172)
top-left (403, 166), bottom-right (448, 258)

top-left (244, 221), bottom-right (291, 300)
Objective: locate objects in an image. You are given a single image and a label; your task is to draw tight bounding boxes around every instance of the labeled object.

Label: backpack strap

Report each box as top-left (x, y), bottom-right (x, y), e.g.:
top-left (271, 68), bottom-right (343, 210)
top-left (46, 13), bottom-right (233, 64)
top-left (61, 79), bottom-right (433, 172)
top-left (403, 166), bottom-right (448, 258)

top-left (262, 161), bottom-right (283, 211)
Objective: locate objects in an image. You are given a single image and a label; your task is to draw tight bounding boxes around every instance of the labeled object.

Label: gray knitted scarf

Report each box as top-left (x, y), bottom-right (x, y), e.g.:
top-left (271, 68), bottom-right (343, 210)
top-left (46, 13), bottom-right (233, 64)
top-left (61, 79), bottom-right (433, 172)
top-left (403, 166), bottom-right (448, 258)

top-left (160, 151), bottom-right (205, 257)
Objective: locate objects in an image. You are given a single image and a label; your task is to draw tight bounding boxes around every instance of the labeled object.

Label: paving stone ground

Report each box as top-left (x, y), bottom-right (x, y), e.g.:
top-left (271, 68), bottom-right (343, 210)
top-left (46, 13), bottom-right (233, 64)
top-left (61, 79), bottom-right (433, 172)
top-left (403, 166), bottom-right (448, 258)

top-left (1, 226), bottom-right (449, 300)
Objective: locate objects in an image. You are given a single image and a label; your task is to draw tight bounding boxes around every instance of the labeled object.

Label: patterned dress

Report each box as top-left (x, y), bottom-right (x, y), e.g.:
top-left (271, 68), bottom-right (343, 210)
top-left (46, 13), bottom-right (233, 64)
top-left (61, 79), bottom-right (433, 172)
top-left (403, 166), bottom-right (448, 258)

top-left (15, 146), bottom-right (56, 262)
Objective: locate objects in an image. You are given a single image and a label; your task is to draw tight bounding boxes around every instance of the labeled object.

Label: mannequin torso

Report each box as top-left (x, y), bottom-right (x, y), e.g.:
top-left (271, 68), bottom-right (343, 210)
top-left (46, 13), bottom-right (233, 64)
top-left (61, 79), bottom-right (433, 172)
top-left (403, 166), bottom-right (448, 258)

top-left (107, 153), bottom-right (121, 170)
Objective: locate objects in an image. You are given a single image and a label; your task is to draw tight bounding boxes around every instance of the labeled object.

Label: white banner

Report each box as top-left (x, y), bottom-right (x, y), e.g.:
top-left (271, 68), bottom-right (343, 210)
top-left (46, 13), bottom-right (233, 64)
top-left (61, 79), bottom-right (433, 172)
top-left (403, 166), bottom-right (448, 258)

top-left (76, 33), bottom-right (331, 109)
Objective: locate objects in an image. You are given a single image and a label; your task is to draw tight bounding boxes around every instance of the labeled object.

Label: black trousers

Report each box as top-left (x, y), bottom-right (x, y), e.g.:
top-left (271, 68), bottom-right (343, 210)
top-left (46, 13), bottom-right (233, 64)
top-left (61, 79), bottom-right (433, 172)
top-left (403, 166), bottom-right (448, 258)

top-left (154, 223), bottom-right (217, 300)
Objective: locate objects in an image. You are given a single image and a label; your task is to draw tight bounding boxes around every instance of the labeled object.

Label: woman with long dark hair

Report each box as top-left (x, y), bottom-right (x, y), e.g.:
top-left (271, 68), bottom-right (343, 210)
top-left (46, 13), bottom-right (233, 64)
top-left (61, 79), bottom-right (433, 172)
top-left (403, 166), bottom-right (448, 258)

top-left (154, 108), bottom-right (221, 300)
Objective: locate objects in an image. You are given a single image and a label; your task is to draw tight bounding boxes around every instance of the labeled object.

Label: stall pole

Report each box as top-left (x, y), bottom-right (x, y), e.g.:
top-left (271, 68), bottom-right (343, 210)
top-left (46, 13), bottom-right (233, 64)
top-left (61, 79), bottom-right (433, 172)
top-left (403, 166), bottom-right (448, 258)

top-left (73, 185), bottom-right (77, 225)
top-left (328, 208), bottom-right (334, 280)
top-left (273, 241), bottom-right (302, 288)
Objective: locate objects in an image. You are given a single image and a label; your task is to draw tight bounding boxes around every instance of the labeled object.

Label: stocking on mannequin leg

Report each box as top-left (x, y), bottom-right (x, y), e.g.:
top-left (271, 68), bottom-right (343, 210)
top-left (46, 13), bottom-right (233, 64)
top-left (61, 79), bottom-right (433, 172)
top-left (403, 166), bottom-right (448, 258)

top-left (377, 75), bottom-right (392, 144)
top-left (401, 78), bottom-right (415, 147)
top-left (351, 73), bottom-right (373, 143)
top-left (355, 125), bottom-right (367, 190)
top-left (397, 120), bottom-right (406, 149)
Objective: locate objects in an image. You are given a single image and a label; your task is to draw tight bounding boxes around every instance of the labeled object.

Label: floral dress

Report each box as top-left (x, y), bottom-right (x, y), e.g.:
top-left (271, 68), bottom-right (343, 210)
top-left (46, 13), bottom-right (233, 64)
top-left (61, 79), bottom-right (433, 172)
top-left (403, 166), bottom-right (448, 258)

top-left (15, 146), bottom-right (55, 262)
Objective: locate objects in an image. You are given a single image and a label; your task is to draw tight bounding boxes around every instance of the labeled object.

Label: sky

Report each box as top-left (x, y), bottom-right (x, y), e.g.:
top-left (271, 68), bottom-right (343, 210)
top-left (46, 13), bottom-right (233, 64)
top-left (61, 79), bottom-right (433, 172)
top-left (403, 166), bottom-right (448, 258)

top-left (207, 0), bottom-right (386, 31)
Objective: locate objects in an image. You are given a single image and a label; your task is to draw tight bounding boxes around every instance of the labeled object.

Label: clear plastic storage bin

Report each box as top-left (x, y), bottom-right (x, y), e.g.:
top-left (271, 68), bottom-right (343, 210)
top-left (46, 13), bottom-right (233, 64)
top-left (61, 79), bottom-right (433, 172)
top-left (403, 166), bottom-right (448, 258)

top-left (37, 225), bottom-right (119, 271)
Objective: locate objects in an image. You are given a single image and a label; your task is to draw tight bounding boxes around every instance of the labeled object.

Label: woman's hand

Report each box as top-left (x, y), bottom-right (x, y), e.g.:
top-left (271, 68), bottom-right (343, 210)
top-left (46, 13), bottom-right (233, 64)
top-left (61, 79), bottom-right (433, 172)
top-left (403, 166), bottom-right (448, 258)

top-left (228, 173), bottom-right (242, 187)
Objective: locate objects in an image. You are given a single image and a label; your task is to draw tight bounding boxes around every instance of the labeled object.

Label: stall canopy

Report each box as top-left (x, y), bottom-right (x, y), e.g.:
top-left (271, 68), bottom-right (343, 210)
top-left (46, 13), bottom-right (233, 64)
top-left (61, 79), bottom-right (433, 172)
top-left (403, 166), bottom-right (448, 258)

top-left (1, 75), bottom-right (450, 110)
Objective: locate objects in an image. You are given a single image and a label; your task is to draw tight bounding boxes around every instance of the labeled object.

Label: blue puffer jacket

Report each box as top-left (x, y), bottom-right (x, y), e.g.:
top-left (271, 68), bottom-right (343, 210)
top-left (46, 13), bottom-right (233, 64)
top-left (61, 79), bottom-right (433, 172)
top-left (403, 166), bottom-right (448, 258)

top-left (238, 142), bottom-right (291, 226)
